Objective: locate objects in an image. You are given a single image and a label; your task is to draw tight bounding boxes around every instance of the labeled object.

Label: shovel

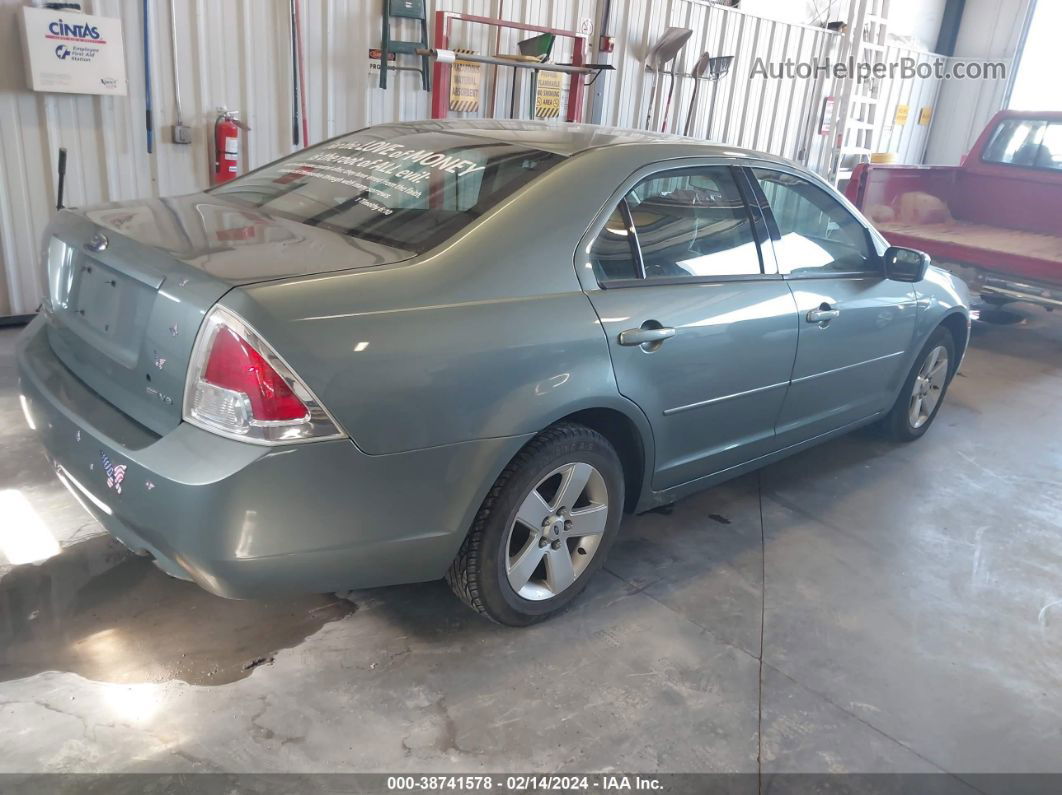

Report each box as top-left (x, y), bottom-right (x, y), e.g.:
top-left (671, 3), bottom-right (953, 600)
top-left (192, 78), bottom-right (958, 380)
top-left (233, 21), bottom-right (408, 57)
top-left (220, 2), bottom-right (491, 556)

top-left (682, 52), bottom-right (713, 136)
top-left (644, 27), bottom-right (692, 130)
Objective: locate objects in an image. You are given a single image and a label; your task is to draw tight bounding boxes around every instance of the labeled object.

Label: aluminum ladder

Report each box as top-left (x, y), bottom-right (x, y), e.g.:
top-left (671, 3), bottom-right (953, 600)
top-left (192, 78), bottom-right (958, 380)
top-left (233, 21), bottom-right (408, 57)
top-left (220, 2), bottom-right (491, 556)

top-left (827, 0), bottom-right (891, 182)
top-left (379, 0), bottom-right (431, 90)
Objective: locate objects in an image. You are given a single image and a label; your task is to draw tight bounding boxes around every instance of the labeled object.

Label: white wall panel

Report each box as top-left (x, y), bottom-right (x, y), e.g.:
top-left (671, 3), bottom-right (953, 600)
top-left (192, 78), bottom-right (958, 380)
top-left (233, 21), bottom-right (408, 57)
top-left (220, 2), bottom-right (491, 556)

top-left (870, 45), bottom-right (945, 165)
top-left (923, 0), bottom-right (1031, 165)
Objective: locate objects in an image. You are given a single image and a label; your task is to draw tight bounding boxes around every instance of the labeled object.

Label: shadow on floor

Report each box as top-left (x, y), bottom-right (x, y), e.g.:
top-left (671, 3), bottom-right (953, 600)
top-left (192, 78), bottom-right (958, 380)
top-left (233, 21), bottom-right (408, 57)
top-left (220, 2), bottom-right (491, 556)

top-left (0, 535), bottom-right (356, 686)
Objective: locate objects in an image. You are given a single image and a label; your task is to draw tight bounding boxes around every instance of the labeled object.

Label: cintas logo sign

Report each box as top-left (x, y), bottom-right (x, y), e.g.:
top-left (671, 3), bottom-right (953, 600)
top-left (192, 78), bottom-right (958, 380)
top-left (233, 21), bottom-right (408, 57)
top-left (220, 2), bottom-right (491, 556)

top-left (47, 18), bottom-right (103, 42)
top-left (45, 16), bottom-right (109, 62)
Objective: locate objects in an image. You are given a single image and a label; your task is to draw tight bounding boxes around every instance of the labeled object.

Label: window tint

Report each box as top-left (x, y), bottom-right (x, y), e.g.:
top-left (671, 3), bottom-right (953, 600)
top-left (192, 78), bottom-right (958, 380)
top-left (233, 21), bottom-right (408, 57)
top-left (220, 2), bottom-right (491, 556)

top-left (753, 169), bottom-right (874, 275)
top-left (626, 167), bottom-right (762, 280)
top-left (211, 126), bottom-right (563, 253)
top-left (589, 202), bottom-right (639, 281)
top-left (982, 119), bottom-right (1062, 171)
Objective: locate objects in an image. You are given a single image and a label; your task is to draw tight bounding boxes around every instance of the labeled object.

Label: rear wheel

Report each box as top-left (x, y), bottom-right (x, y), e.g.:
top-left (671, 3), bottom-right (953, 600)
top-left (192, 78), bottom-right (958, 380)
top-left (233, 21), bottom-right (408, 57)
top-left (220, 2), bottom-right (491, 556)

top-left (446, 423), bottom-right (624, 626)
top-left (882, 327), bottom-right (956, 441)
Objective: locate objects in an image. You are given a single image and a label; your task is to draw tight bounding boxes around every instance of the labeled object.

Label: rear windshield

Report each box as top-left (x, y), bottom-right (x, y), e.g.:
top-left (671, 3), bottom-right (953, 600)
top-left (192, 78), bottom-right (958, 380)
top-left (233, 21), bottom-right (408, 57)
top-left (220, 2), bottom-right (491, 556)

top-left (211, 126), bottom-right (564, 253)
top-left (982, 118), bottom-right (1062, 171)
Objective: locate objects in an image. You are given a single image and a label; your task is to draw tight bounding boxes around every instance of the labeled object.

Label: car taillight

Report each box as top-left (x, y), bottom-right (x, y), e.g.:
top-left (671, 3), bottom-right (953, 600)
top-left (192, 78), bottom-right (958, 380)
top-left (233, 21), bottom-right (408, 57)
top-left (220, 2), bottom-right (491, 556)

top-left (202, 328), bottom-right (308, 421)
top-left (183, 306), bottom-right (345, 444)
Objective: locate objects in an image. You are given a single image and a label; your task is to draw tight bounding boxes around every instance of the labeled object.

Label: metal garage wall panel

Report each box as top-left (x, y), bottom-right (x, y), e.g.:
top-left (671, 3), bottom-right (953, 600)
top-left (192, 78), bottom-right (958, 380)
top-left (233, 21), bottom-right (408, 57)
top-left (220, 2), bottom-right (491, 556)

top-left (598, 0), bottom-right (838, 162)
top-left (923, 0), bottom-right (1030, 165)
top-left (872, 46), bottom-right (944, 166)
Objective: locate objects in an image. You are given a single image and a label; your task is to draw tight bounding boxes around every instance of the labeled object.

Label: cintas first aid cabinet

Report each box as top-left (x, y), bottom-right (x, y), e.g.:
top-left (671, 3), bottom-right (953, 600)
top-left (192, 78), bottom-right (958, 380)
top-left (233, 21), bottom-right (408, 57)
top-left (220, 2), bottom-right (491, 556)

top-left (19, 5), bottom-right (127, 96)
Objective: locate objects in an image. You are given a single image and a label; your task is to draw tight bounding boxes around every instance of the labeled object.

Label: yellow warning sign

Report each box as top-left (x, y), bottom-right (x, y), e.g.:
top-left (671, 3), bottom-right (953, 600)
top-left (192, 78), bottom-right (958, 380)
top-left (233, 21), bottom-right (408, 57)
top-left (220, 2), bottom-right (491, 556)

top-left (894, 104), bottom-right (910, 126)
top-left (918, 106), bottom-right (933, 126)
top-left (535, 71), bottom-right (563, 119)
top-left (449, 50), bottom-right (481, 114)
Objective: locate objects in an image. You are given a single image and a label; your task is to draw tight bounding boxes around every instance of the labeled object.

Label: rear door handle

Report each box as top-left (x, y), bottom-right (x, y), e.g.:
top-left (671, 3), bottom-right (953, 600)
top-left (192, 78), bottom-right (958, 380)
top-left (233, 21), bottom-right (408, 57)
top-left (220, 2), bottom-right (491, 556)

top-left (618, 326), bottom-right (676, 346)
top-left (806, 305), bottom-right (840, 324)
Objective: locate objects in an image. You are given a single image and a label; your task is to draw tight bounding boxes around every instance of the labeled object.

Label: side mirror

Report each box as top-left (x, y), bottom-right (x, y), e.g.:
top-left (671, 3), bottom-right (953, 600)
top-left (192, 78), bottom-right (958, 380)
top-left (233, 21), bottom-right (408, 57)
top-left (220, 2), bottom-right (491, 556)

top-left (883, 246), bottom-right (930, 282)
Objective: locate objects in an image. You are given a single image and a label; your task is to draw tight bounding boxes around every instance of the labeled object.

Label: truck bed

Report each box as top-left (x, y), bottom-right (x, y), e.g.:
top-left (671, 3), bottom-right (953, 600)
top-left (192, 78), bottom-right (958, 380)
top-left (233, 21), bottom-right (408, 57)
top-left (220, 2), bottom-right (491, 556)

top-left (846, 110), bottom-right (1062, 307)
top-left (878, 219), bottom-right (1062, 284)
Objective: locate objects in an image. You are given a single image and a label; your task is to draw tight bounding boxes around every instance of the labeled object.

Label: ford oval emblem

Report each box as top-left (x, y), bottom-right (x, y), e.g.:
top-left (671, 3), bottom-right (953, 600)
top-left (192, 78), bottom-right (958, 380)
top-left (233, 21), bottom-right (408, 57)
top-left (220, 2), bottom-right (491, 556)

top-left (86, 233), bottom-right (108, 252)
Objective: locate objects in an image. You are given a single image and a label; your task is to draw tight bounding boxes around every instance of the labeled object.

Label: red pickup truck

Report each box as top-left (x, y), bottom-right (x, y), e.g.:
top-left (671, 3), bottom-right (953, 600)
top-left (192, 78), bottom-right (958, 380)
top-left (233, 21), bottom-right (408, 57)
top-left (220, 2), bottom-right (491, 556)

top-left (845, 110), bottom-right (1062, 310)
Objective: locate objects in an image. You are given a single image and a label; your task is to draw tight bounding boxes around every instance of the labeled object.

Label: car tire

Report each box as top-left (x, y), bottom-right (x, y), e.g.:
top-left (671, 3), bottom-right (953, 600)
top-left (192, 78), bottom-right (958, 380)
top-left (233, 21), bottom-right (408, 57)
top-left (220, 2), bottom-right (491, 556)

top-left (882, 327), bottom-right (956, 442)
top-left (446, 422), bottom-right (625, 626)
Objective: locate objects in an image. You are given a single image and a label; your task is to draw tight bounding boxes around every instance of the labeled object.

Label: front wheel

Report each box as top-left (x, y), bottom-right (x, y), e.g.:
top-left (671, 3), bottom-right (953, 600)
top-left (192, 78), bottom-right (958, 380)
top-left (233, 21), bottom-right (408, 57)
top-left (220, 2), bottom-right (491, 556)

top-left (446, 423), bottom-right (624, 626)
top-left (882, 327), bottom-right (956, 442)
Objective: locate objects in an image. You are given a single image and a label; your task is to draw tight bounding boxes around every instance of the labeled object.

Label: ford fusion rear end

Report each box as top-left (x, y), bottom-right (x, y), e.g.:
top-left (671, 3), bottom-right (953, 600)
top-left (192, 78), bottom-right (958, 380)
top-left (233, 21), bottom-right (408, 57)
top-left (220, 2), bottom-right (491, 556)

top-left (16, 124), bottom-right (560, 599)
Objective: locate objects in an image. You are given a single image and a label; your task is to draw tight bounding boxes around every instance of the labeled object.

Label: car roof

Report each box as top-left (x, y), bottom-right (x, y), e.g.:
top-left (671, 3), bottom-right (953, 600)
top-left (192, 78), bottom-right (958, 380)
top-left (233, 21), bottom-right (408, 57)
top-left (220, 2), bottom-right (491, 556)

top-left (375, 118), bottom-right (795, 166)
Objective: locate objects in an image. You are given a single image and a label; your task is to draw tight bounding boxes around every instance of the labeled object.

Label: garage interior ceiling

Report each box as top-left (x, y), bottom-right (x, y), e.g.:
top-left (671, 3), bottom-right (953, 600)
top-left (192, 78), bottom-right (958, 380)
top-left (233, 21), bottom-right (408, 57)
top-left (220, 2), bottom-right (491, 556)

top-left (0, 0), bottom-right (1029, 316)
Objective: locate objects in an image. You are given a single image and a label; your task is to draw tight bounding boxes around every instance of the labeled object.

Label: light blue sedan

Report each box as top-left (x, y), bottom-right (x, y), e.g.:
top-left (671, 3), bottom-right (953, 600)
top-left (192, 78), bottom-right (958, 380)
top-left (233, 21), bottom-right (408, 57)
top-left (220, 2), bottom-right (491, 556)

top-left (18, 120), bottom-right (969, 625)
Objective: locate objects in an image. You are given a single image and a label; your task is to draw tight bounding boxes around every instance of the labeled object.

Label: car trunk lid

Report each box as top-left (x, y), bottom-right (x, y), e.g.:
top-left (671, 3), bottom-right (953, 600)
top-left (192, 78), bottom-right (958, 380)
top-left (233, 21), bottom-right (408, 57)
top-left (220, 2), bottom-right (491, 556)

top-left (42, 195), bottom-right (412, 437)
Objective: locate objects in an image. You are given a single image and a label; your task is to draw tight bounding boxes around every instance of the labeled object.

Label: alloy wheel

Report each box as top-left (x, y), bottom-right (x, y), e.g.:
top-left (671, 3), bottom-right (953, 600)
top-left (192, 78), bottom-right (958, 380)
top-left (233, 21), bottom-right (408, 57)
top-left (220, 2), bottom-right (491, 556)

top-left (909, 345), bottom-right (949, 429)
top-left (504, 462), bottom-right (609, 601)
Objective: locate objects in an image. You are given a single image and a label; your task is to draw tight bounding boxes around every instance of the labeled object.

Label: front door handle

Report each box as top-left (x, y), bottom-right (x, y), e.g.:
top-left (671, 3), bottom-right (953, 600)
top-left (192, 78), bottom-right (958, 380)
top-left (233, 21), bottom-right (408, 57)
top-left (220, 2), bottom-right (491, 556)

top-left (618, 326), bottom-right (676, 347)
top-left (806, 304), bottom-right (840, 324)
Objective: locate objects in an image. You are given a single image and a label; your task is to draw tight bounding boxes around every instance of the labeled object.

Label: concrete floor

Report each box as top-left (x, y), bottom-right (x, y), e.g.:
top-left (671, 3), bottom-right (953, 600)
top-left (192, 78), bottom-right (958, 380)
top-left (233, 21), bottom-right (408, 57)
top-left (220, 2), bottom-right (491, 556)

top-left (1, 306), bottom-right (1060, 784)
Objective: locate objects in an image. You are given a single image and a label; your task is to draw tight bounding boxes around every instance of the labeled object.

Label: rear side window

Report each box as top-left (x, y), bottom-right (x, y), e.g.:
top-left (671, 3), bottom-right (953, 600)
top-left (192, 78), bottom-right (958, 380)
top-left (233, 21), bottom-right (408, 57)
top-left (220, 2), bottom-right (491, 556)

top-left (588, 166), bottom-right (762, 283)
top-left (589, 203), bottom-right (640, 281)
top-left (211, 126), bottom-right (563, 253)
top-left (752, 169), bottom-right (875, 276)
top-left (982, 119), bottom-right (1062, 171)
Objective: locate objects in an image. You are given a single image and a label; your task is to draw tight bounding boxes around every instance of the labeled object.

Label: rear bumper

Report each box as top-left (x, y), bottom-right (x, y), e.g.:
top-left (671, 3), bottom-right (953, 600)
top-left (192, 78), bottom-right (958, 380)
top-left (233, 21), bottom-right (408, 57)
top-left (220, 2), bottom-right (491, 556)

top-left (933, 261), bottom-right (1062, 309)
top-left (979, 276), bottom-right (1062, 309)
top-left (16, 316), bottom-right (528, 598)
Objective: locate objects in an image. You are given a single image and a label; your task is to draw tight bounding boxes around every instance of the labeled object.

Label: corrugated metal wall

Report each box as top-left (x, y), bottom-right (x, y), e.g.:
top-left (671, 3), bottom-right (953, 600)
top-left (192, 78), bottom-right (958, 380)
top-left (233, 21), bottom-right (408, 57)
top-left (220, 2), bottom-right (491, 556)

top-left (870, 45), bottom-right (944, 165)
top-left (597, 0), bottom-right (839, 162)
top-left (803, 42), bottom-right (945, 176)
top-left (0, 0), bottom-right (951, 316)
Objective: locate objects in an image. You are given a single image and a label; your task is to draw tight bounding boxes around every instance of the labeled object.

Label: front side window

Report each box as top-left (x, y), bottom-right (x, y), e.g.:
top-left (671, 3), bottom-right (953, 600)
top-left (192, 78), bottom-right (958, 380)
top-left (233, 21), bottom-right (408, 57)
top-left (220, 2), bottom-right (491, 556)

top-left (588, 166), bottom-right (762, 283)
top-left (211, 125), bottom-right (563, 253)
top-left (982, 119), bottom-right (1062, 171)
top-left (752, 169), bottom-right (875, 276)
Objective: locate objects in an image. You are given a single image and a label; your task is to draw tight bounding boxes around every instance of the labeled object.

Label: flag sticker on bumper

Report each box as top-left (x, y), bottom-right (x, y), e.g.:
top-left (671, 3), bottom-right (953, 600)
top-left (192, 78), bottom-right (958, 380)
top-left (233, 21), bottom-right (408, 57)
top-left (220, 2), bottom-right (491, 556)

top-left (99, 450), bottom-right (127, 494)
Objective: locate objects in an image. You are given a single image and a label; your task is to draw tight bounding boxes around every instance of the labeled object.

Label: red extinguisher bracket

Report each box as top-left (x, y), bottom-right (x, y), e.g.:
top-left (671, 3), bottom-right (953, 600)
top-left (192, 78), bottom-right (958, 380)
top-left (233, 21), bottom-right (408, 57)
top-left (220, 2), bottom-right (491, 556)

top-left (212, 108), bottom-right (249, 185)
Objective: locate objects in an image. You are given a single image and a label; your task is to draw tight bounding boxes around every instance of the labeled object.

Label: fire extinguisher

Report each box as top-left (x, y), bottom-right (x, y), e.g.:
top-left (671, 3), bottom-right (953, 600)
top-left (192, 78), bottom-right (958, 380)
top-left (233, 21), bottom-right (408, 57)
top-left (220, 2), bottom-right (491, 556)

top-left (213, 107), bottom-right (250, 184)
